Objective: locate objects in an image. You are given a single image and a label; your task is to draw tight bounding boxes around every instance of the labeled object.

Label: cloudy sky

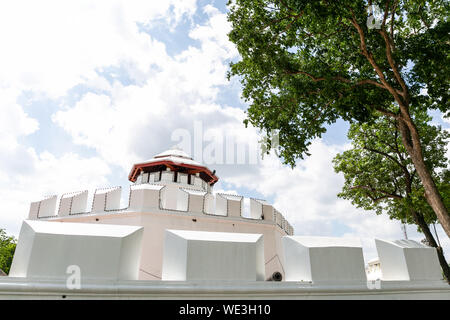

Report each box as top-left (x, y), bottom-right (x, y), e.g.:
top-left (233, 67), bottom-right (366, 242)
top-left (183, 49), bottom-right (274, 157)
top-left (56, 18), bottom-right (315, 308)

top-left (0, 0), bottom-right (448, 262)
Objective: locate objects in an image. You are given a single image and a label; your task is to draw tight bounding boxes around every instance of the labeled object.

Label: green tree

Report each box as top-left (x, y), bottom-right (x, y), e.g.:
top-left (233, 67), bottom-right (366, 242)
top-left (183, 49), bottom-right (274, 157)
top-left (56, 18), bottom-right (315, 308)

top-left (332, 112), bottom-right (450, 281)
top-left (227, 0), bottom-right (450, 236)
top-left (0, 229), bottom-right (17, 275)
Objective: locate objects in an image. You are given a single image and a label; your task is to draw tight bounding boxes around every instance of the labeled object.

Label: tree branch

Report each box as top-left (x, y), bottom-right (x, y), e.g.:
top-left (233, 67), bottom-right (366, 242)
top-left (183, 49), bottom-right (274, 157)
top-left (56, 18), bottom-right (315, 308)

top-left (363, 144), bottom-right (413, 185)
top-left (390, 0), bottom-right (398, 48)
top-left (347, 9), bottom-right (406, 107)
top-left (350, 185), bottom-right (403, 201)
top-left (284, 70), bottom-right (387, 90)
top-left (392, 120), bottom-right (407, 163)
top-left (379, 29), bottom-right (408, 100)
top-left (382, 0), bottom-right (391, 27)
top-left (373, 106), bottom-right (399, 119)
top-left (363, 146), bottom-right (404, 169)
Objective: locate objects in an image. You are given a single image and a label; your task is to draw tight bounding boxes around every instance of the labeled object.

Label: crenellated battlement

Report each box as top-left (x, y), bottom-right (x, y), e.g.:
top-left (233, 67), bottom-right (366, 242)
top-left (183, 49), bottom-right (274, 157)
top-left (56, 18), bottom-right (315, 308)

top-left (28, 182), bottom-right (294, 235)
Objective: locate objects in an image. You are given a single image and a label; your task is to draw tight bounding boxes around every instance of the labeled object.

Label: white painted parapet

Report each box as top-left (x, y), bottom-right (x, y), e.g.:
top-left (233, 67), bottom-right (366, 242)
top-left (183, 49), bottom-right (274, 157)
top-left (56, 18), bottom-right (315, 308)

top-left (58, 190), bottom-right (88, 217)
top-left (140, 170), bottom-right (209, 191)
top-left (160, 185), bottom-right (188, 211)
top-left (203, 192), bottom-right (218, 216)
top-left (28, 201), bottom-right (40, 220)
top-left (69, 190), bottom-right (88, 214)
top-left (182, 188), bottom-right (207, 213)
top-left (58, 195), bottom-right (71, 217)
top-left (192, 175), bottom-right (204, 189)
top-left (262, 203), bottom-right (275, 222)
top-left (161, 170), bottom-right (174, 183)
top-left (216, 194), bottom-right (243, 217)
top-left (281, 215), bottom-right (287, 231)
top-left (129, 184), bottom-right (164, 211)
top-left (375, 239), bottom-right (443, 281)
top-left (148, 172), bottom-right (158, 183)
top-left (28, 185), bottom-right (291, 235)
top-left (214, 193), bottom-right (227, 216)
top-left (177, 172), bottom-right (188, 184)
top-left (286, 222), bottom-right (294, 236)
top-left (250, 198), bottom-right (265, 219)
top-left (104, 187), bottom-right (122, 211)
top-left (92, 187), bottom-right (121, 212)
top-left (282, 236), bottom-right (367, 283)
top-left (275, 209), bottom-right (283, 227)
top-left (37, 195), bottom-right (57, 218)
top-left (284, 220), bottom-right (294, 236)
top-left (162, 229), bottom-right (265, 281)
top-left (9, 220), bottom-right (144, 281)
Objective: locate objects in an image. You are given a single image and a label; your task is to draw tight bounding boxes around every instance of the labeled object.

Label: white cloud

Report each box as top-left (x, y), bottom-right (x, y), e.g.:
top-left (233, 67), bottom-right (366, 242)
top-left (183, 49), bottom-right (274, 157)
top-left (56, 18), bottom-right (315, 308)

top-left (0, 88), bottom-right (39, 152)
top-left (52, 6), bottom-right (244, 172)
top-left (0, 0), bottom-right (197, 97)
top-left (0, 149), bottom-right (111, 236)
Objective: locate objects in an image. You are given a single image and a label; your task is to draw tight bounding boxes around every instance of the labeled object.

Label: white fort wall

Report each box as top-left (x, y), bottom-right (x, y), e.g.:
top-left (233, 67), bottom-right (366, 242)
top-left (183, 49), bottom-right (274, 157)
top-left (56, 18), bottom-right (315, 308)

top-left (10, 148), bottom-right (450, 299)
top-left (25, 173), bottom-right (447, 286)
top-left (27, 172), bottom-right (292, 281)
top-left (4, 222), bottom-right (448, 299)
top-left (45, 206), bottom-right (288, 281)
top-left (29, 171), bottom-right (446, 286)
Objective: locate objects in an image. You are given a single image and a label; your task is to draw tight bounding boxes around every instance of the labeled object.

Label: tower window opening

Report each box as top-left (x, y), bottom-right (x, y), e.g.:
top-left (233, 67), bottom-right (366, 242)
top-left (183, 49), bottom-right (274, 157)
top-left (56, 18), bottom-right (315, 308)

top-left (155, 171), bottom-right (162, 182)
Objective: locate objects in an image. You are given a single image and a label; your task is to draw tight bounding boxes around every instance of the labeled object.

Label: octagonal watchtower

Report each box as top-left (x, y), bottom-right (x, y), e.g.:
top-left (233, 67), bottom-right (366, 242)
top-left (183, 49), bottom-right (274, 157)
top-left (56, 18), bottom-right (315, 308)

top-left (129, 148), bottom-right (218, 191)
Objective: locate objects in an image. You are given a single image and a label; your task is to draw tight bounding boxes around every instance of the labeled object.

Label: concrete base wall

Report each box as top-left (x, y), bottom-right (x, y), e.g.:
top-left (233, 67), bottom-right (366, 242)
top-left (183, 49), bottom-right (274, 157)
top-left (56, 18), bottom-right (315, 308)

top-left (9, 220), bottom-right (144, 281)
top-left (162, 230), bottom-right (265, 281)
top-left (0, 277), bottom-right (449, 300)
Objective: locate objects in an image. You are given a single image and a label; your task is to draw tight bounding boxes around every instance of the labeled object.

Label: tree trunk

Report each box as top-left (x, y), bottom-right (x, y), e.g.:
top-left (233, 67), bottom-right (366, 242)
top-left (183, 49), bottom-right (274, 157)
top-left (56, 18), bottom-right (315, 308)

top-left (412, 210), bottom-right (450, 283)
top-left (398, 117), bottom-right (450, 238)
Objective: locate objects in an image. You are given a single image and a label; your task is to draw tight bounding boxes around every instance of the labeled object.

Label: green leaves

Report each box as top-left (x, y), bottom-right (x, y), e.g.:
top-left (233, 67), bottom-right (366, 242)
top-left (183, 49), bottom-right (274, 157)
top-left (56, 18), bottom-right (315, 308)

top-left (227, 0), bottom-right (449, 164)
top-left (0, 229), bottom-right (16, 275)
top-left (333, 111), bottom-right (449, 225)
